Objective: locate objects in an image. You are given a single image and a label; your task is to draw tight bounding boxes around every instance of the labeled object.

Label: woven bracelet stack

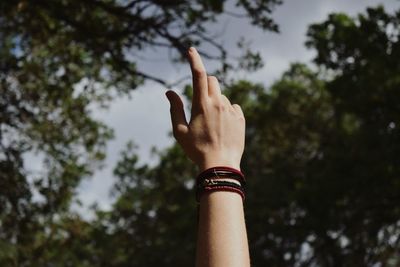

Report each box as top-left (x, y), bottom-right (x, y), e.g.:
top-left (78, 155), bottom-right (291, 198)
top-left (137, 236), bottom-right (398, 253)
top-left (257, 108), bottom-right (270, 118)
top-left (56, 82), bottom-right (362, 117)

top-left (195, 166), bottom-right (246, 202)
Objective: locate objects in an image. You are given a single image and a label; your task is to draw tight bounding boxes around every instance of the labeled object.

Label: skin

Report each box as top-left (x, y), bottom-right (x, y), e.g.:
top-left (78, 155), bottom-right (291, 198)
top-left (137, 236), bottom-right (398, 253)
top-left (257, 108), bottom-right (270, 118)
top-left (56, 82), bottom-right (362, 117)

top-left (165, 47), bottom-right (250, 267)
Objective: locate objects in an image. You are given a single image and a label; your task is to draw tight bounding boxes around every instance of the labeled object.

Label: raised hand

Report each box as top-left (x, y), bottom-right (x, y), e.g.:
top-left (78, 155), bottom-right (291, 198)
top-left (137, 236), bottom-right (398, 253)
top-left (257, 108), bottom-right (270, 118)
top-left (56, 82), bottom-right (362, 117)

top-left (165, 47), bottom-right (245, 171)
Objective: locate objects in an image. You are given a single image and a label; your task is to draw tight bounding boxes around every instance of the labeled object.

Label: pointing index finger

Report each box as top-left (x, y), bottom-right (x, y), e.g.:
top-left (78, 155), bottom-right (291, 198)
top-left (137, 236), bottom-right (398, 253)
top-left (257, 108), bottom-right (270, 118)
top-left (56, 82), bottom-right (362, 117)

top-left (188, 47), bottom-right (208, 103)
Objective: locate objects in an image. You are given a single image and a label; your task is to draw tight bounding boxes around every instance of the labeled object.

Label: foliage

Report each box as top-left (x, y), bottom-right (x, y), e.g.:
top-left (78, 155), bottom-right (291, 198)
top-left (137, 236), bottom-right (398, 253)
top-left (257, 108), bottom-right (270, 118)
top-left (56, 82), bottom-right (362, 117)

top-left (102, 6), bottom-right (400, 267)
top-left (0, 0), bottom-right (281, 265)
top-left (1, 2), bottom-right (399, 266)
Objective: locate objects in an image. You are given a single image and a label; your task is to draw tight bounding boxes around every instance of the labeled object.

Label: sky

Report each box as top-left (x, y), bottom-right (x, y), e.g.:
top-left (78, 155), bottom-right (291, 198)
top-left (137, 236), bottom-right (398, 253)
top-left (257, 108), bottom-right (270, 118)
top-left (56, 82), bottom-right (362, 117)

top-left (73, 0), bottom-right (399, 216)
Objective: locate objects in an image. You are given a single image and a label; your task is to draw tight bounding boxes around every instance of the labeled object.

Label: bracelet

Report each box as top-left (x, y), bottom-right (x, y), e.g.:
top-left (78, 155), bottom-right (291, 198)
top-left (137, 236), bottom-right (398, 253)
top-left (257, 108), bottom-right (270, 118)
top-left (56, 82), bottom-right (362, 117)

top-left (196, 179), bottom-right (245, 202)
top-left (197, 184), bottom-right (245, 202)
top-left (195, 166), bottom-right (246, 202)
top-left (196, 166), bottom-right (246, 186)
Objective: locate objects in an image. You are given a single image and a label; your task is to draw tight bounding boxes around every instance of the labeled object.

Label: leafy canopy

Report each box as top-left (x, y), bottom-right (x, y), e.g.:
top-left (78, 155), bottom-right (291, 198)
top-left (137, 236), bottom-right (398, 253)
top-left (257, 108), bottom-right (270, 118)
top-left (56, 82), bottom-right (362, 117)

top-left (0, 0), bottom-right (281, 265)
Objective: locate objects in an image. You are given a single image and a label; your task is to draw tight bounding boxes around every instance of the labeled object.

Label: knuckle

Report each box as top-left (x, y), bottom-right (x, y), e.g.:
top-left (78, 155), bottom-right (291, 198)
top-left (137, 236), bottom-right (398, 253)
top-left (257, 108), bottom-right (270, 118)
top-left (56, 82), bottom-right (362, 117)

top-left (178, 124), bottom-right (189, 134)
top-left (194, 68), bottom-right (206, 77)
top-left (208, 75), bottom-right (218, 82)
top-left (221, 95), bottom-right (231, 105)
top-left (172, 127), bottom-right (184, 139)
top-left (232, 103), bottom-right (240, 109)
top-left (213, 102), bottom-right (226, 112)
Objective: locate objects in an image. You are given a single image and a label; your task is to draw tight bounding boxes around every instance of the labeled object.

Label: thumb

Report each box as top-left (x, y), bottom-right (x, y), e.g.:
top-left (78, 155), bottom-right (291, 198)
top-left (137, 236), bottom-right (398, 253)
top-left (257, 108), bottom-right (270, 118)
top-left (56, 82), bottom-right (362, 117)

top-left (165, 90), bottom-right (189, 138)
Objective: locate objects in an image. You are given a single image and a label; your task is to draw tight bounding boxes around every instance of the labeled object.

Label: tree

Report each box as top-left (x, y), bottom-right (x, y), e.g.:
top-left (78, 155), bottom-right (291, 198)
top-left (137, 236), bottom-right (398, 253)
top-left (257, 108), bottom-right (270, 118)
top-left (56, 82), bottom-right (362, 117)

top-left (302, 6), bottom-right (400, 265)
top-left (104, 5), bottom-right (400, 266)
top-left (0, 0), bottom-right (282, 265)
top-left (2, 2), bottom-right (399, 266)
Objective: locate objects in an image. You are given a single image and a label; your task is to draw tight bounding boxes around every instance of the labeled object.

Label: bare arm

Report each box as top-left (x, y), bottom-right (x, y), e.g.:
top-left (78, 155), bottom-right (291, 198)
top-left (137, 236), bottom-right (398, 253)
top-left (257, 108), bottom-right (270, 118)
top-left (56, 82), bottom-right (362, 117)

top-left (196, 191), bottom-right (250, 267)
top-left (166, 47), bottom-right (250, 267)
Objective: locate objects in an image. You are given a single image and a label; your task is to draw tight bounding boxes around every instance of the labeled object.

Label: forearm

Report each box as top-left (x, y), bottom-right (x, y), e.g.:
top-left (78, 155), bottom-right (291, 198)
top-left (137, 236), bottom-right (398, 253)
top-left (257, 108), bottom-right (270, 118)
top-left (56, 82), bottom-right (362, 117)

top-left (195, 191), bottom-right (250, 267)
top-left (166, 47), bottom-right (249, 266)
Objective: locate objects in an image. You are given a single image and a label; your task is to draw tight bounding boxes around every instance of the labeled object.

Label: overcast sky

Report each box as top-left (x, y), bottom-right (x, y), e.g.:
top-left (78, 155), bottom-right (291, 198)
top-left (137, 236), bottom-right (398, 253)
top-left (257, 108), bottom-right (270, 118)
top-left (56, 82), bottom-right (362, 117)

top-left (73, 0), bottom-right (399, 216)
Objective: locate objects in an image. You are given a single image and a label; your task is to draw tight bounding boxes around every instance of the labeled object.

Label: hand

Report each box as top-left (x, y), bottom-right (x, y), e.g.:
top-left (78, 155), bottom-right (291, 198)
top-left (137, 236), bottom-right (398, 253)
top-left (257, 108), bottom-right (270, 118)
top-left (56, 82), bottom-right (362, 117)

top-left (166, 47), bottom-right (245, 171)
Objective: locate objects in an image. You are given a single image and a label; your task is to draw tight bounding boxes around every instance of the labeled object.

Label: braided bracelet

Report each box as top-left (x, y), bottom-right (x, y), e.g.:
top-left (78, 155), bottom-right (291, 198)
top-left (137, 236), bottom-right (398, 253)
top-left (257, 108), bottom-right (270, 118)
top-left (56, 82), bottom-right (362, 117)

top-left (196, 179), bottom-right (245, 201)
top-left (196, 166), bottom-right (246, 186)
top-left (195, 166), bottom-right (246, 202)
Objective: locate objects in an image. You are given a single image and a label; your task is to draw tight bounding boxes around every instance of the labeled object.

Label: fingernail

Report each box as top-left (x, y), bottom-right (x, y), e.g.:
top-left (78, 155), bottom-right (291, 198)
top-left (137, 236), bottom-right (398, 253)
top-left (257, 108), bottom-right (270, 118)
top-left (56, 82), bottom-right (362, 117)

top-left (188, 47), bottom-right (196, 53)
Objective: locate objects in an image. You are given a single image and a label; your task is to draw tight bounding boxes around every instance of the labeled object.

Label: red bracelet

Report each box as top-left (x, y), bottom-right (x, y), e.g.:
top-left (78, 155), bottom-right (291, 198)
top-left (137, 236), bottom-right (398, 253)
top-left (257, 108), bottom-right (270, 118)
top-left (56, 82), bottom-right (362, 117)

top-left (196, 166), bottom-right (246, 185)
top-left (195, 166), bottom-right (246, 202)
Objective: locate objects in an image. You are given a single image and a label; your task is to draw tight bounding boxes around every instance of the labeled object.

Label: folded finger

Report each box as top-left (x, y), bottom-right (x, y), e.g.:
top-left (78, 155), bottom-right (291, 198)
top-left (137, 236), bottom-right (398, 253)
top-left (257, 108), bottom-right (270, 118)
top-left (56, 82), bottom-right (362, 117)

top-left (232, 104), bottom-right (245, 118)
